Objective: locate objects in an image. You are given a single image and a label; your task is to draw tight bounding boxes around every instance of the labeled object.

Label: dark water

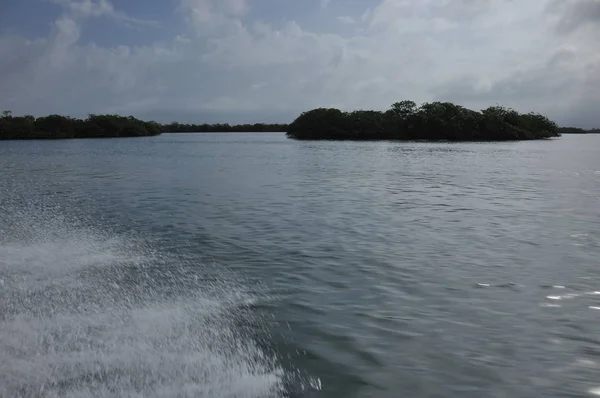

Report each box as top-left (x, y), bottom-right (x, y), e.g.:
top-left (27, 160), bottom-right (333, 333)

top-left (1, 133), bottom-right (600, 397)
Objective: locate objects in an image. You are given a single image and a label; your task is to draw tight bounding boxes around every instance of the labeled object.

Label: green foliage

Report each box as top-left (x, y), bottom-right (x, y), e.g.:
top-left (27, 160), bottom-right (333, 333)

top-left (558, 127), bottom-right (600, 134)
top-left (389, 101), bottom-right (417, 118)
top-left (0, 109), bottom-right (288, 140)
top-left (287, 101), bottom-right (561, 141)
top-left (285, 108), bottom-right (350, 139)
top-left (0, 112), bottom-right (34, 140)
top-left (164, 122), bottom-right (287, 133)
top-left (0, 112), bottom-right (163, 140)
top-left (0, 105), bottom-right (565, 141)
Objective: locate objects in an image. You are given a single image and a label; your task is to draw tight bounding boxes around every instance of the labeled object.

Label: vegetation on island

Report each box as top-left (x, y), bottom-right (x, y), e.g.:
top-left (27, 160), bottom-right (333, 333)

top-left (0, 102), bottom-right (584, 141)
top-left (164, 122), bottom-right (287, 133)
top-left (0, 110), bottom-right (288, 140)
top-left (0, 111), bottom-right (162, 140)
top-left (557, 127), bottom-right (600, 134)
top-left (286, 101), bottom-right (561, 141)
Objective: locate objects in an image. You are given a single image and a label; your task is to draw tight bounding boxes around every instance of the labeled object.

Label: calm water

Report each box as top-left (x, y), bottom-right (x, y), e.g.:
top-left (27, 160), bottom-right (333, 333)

top-left (1, 133), bottom-right (600, 397)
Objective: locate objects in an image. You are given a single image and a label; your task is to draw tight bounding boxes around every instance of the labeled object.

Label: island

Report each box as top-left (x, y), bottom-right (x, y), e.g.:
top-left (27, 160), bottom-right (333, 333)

top-left (0, 111), bottom-right (288, 140)
top-left (0, 112), bottom-right (162, 140)
top-left (557, 127), bottom-right (600, 134)
top-left (286, 101), bottom-right (561, 141)
top-left (0, 103), bottom-right (583, 141)
top-left (164, 122), bottom-right (287, 133)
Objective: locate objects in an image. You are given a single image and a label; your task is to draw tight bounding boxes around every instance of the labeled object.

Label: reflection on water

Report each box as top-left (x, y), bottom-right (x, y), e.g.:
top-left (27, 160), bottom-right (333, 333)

top-left (1, 133), bottom-right (600, 397)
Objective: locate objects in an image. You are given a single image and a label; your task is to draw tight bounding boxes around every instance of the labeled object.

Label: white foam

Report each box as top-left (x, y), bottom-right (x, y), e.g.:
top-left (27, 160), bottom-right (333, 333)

top-left (0, 214), bottom-right (291, 398)
top-left (1, 301), bottom-right (285, 398)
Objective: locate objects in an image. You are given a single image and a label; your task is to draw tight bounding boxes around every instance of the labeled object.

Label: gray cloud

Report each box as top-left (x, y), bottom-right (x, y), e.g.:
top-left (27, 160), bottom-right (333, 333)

top-left (551, 0), bottom-right (600, 33)
top-left (0, 0), bottom-right (599, 127)
top-left (434, 45), bottom-right (600, 127)
top-left (437, 0), bottom-right (493, 21)
top-left (435, 48), bottom-right (577, 102)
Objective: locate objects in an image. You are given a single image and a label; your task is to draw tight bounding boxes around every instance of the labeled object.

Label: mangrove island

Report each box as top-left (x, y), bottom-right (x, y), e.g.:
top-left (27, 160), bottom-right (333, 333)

top-left (286, 101), bottom-right (560, 141)
top-left (0, 102), bottom-right (577, 141)
top-left (0, 111), bottom-right (287, 140)
top-left (557, 127), bottom-right (600, 134)
top-left (0, 112), bottom-right (162, 140)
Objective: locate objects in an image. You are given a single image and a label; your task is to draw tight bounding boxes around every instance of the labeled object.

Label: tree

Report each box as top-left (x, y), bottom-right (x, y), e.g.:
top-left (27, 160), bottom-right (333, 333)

top-left (1, 113), bottom-right (164, 140)
top-left (389, 101), bottom-right (417, 119)
top-left (286, 101), bottom-right (560, 141)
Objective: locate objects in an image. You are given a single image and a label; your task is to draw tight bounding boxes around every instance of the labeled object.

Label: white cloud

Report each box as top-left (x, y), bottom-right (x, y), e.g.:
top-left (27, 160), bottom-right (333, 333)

top-left (336, 16), bottom-right (355, 24)
top-left (64, 0), bottom-right (114, 17)
top-left (52, 0), bottom-right (159, 27)
top-left (0, 0), bottom-right (599, 127)
top-left (320, 0), bottom-right (331, 9)
top-left (179, 0), bottom-right (249, 29)
top-left (175, 35), bottom-right (191, 43)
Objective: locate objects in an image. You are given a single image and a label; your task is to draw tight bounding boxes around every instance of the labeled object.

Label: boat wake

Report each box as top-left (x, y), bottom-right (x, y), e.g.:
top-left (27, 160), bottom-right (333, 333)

top-left (0, 210), bottom-right (314, 397)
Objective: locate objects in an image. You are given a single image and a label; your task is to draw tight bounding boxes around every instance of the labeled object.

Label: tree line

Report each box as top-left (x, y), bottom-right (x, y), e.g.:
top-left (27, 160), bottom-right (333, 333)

top-left (557, 127), bottom-right (600, 134)
top-left (0, 103), bottom-right (580, 141)
top-left (0, 111), bottom-right (288, 140)
top-left (164, 122), bottom-right (287, 133)
top-left (286, 101), bottom-right (561, 141)
top-left (0, 111), bottom-right (163, 140)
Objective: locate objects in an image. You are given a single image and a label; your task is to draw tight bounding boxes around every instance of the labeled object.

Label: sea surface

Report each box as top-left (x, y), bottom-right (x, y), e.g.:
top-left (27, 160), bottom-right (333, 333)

top-left (1, 133), bottom-right (600, 398)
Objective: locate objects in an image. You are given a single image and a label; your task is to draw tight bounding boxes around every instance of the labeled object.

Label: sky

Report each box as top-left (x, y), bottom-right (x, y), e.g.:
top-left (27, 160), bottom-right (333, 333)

top-left (0, 0), bottom-right (599, 126)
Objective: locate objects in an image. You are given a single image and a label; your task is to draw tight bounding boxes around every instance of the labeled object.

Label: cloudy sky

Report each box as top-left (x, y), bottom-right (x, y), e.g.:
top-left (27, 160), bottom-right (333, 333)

top-left (0, 0), bottom-right (599, 126)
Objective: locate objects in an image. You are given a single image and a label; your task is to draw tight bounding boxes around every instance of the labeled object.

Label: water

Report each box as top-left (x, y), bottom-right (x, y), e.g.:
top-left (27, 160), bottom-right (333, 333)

top-left (1, 133), bottom-right (600, 397)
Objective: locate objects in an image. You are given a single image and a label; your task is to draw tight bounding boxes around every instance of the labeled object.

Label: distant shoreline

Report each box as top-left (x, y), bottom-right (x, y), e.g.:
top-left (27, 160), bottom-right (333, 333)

top-left (1, 107), bottom-right (597, 141)
top-left (0, 111), bottom-right (288, 140)
top-left (558, 127), bottom-right (600, 134)
top-left (0, 113), bottom-right (162, 140)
